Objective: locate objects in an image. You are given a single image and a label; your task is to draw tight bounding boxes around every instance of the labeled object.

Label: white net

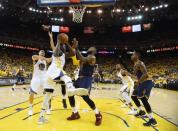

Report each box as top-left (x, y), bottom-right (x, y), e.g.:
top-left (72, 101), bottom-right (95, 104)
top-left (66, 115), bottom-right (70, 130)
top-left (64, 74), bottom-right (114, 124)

top-left (70, 6), bottom-right (86, 23)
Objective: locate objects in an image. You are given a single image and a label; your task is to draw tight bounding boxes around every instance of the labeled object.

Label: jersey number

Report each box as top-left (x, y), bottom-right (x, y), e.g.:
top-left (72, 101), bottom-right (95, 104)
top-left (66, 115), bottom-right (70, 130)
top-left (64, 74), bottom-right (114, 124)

top-left (39, 63), bottom-right (45, 71)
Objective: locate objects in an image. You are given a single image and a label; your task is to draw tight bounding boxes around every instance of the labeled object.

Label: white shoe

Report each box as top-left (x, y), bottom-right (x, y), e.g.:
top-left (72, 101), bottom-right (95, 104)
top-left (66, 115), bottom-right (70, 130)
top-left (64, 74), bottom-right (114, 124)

top-left (38, 116), bottom-right (48, 124)
top-left (46, 109), bottom-right (51, 115)
top-left (121, 104), bottom-right (127, 108)
top-left (28, 108), bottom-right (33, 116)
top-left (128, 110), bottom-right (137, 115)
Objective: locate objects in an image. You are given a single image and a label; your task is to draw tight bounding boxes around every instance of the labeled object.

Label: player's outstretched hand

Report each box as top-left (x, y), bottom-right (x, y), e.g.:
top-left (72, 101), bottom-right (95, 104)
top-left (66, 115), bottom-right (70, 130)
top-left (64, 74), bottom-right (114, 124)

top-left (48, 31), bottom-right (53, 38)
top-left (72, 38), bottom-right (79, 49)
top-left (42, 25), bottom-right (50, 31)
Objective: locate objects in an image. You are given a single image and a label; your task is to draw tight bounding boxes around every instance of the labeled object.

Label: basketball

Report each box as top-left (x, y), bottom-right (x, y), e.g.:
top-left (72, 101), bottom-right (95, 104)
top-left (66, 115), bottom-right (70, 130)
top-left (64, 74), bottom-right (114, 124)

top-left (58, 33), bottom-right (69, 44)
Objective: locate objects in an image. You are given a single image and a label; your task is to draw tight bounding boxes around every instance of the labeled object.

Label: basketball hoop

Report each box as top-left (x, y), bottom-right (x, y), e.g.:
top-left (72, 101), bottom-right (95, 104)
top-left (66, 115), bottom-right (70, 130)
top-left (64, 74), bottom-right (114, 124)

top-left (70, 6), bottom-right (86, 23)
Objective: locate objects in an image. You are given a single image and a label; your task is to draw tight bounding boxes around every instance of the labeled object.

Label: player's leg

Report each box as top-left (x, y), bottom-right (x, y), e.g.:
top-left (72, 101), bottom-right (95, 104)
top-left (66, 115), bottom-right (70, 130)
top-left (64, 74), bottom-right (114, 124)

top-left (81, 95), bottom-right (102, 126)
top-left (28, 77), bottom-right (39, 116)
top-left (67, 78), bottom-right (80, 120)
top-left (138, 81), bottom-right (157, 126)
top-left (126, 86), bottom-right (137, 115)
top-left (131, 87), bottom-right (146, 117)
top-left (12, 77), bottom-right (19, 91)
top-left (28, 92), bottom-right (35, 116)
top-left (38, 88), bottom-right (54, 124)
top-left (120, 85), bottom-right (129, 108)
top-left (61, 83), bottom-right (67, 109)
top-left (67, 95), bottom-right (80, 120)
top-left (38, 77), bottom-right (54, 124)
top-left (77, 77), bottom-right (102, 126)
top-left (21, 77), bottom-right (26, 90)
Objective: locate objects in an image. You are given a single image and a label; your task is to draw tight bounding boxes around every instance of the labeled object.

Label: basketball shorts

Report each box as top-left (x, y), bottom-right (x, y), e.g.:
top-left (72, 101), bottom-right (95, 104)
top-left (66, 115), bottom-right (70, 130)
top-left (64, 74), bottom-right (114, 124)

top-left (132, 80), bottom-right (154, 99)
top-left (16, 76), bottom-right (25, 84)
top-left (74, 76), bottom-right (93, 90)
top-left (30, 76), bottom-right (45, 94)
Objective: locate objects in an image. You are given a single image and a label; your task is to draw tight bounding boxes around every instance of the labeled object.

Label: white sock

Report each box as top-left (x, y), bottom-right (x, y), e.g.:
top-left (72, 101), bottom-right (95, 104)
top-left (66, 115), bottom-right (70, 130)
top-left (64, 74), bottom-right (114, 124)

top-left (148, 113), bottom-right (153, 119)
top-left (94, 108), bottom-right (99, 114)
top-left (72, 107), bottom-right (78, 113)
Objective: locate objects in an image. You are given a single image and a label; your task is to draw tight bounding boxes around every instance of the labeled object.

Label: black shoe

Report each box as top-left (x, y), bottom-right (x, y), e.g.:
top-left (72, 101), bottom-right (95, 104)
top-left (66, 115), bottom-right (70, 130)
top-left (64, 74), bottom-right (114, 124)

top-left (62, 99), bottom-right (67, 109)
top-left (143, 118), bottom-right (158, 126)
top-left (135, 110), bottom-right (146, 117)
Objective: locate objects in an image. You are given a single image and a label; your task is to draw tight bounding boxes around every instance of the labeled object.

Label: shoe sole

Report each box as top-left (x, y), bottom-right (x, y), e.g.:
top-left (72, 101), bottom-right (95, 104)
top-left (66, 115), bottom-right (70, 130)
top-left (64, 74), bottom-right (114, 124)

top-left (67, 117), bottom-right (80, 121)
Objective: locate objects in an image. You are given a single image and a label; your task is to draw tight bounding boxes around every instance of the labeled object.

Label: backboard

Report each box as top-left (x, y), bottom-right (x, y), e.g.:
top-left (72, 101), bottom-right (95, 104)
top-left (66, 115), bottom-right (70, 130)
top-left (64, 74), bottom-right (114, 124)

top-left (37, 0), bottom-right (116, 7)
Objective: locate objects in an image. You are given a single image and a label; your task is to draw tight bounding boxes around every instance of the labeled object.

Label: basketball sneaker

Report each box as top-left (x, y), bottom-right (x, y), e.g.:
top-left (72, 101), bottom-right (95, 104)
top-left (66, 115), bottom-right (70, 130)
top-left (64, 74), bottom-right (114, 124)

top-left (135, 110), bottom-right (146, 117)
top-left (143, 118), bottom-right (158, 126)
top-left (67, 112), bottom-right (80, 120)
top-left (95, 112), bottom-right (102, 126)
top-left (38, 116), bottom-right (48, 124)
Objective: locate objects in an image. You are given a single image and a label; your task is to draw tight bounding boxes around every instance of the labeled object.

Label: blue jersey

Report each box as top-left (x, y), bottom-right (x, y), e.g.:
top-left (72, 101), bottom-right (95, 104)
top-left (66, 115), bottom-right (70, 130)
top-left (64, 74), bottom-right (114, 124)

top-left (136, 70), bottom-right (143, 79)
top-left (79, 63), bottom-right (95, 77)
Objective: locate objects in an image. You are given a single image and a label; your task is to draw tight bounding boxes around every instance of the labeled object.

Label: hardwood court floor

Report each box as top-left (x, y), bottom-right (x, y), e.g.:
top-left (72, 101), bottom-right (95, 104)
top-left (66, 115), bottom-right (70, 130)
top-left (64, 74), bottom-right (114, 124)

top-left (0, 84), bottom-right (178, 131)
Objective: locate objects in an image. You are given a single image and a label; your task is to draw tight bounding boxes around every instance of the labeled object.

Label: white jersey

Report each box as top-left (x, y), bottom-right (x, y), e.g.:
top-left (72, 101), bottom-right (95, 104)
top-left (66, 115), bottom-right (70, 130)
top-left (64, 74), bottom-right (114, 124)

top-left (32, 59), bottom-right (47, 77)
top-left (51, 53), bottom-right (65, 68)
top-left (117, 71), bottom-right (134, 88)
top-left (30, 58), bottom-right (47, 93)
top-left (46, 53), bottom-right (66, 80)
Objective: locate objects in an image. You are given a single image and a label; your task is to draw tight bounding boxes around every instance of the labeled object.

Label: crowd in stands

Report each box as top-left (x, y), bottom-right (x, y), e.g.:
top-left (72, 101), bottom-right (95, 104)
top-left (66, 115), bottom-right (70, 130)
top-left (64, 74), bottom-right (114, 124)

top-left (0, 47), bottom-right (178, 90)
top-left (0, 48), bottom-right (32, 77)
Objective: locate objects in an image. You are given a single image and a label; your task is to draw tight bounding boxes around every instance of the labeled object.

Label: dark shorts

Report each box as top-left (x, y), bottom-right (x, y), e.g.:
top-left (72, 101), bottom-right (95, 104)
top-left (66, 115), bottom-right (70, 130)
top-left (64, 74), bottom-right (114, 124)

top-left (16, 76), bottom-right (25, 84)
top-left (74, 76), bottom-right (93, 90)
top-left (132, 80), bottom-right (154, 99)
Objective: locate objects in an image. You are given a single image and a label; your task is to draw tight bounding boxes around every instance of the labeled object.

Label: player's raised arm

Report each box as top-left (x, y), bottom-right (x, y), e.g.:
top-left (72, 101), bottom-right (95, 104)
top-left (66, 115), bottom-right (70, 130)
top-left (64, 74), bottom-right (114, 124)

top-left (65, 38), bottom-right (77, 58)
top-left (48, 31), bottom-right (56, 51)
top-left (76, 46), bottom-right (96, 64)
top-left (76, 49), bottom-right (88, 62)
top-left (53, 42), bottom-right (63, 57)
